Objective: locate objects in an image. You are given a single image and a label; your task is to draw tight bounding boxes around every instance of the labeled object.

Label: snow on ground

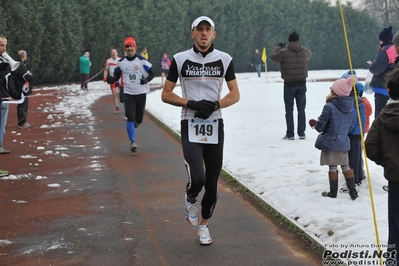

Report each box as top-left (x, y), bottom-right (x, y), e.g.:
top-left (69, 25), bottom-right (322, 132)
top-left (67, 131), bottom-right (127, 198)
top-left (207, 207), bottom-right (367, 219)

top-left (1, 69), bottom-right (391, 264)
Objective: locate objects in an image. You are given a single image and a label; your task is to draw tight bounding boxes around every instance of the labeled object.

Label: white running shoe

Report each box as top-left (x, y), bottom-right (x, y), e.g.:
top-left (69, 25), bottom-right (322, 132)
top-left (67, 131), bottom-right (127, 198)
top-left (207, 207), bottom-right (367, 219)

top-left (184, 194), bottom-right (198, 226)
top-left (197, 225), bottom-right (212, 245)
top-left (130, 141), bottom-right (138, 152)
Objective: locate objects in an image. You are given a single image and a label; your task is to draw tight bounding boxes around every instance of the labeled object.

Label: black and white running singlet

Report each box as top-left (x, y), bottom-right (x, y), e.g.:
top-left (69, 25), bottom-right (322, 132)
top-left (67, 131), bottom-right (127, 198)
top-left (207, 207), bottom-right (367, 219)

top-left (167, 45), bottom-right (236, 120)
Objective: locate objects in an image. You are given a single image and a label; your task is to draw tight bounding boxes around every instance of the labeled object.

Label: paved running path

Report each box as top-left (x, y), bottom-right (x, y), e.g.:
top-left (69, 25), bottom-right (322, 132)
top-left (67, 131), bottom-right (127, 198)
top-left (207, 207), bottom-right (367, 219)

top-left (0, 88), bottom-right (322, 265)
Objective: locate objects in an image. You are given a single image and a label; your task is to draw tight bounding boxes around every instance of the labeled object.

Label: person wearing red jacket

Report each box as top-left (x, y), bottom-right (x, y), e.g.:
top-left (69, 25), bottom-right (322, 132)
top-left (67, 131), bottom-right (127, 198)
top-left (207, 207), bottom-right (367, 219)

top-left (363, 96), bottom-right (372, 133)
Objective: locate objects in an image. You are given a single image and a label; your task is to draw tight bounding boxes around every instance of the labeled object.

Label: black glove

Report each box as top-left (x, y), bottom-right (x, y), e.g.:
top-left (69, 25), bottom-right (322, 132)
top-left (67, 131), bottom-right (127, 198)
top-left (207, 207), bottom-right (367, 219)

top-left (187, 100), bottom-right (216, 111)
top-left (107, 76), bottom-right (115, 84)
top-left (140, 75), bottom-right (149, 85)
top-left (213, 101), bottom-right (220, 111)
top-left (192, 101), bottom-right (220, 119)
top-left (115, 81), bottom-right (120, 87)
top-left (194, 109), bottom-right (213, 119)
top-left (278, 42), bottom-right (285, 48)
top-left (119, 87), bottom-right (124, 103)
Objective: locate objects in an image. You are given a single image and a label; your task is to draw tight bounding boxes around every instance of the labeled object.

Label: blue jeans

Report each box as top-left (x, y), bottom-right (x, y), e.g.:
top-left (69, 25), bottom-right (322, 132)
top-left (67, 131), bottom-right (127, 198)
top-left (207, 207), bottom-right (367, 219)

top-left (254, 64), bottom-right (261, 77)
top-left (283, 85), bottom-right (307, 138)
top-left (0, 102), bottom-right (9, 148)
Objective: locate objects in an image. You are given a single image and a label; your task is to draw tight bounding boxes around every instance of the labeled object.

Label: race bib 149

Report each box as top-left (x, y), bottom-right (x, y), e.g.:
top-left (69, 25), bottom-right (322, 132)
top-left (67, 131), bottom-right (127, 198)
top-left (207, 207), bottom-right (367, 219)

top-left (188, 119), bottom-right (218, 144)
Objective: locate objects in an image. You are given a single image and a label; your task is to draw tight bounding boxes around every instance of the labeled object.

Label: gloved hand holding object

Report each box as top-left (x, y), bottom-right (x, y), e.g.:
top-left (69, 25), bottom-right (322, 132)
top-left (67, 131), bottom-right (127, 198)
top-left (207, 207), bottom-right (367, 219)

top-left (309, 119), bottom-right (317, 129)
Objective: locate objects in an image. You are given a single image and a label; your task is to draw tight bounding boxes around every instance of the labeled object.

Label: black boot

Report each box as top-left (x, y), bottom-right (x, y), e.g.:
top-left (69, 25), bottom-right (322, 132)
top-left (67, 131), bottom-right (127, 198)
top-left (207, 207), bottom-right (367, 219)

top-left (344, 170), bottom-right (358, 200)
top-left (322, 172), bottom-right (338, 198)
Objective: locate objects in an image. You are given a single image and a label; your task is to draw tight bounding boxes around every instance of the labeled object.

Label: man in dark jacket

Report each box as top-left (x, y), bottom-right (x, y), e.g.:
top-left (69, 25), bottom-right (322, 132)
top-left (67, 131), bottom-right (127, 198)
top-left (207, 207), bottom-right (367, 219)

top-left (365, 68), bottom-right (399, 264)
top-left (251, 48), bottom-right (262, 78)
top-left (12, 50), bottom-right (34, 129)
top-left (0, 34), bottom-right (17, 176)
top-left (270, 32), bottom-right (312, 140)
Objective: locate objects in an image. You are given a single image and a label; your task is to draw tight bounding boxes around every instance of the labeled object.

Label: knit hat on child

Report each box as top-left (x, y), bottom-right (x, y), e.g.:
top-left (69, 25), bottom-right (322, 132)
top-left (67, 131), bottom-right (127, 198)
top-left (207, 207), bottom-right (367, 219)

top-left (332, 77), bottom-right (353, 96)
top-left (341, 70), bottom-right (357, 82)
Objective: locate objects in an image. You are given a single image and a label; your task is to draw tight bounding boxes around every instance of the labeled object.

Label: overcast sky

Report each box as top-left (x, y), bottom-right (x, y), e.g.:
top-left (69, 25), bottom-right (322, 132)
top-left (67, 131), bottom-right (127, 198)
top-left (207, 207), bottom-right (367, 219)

top-left (328, 0), bottom-right (361, 6)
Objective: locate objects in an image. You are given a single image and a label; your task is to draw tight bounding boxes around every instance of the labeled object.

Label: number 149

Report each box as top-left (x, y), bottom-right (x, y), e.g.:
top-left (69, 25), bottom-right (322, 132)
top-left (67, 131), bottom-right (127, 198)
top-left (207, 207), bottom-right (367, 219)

top-left (194, 124), bottom-right (213, 136)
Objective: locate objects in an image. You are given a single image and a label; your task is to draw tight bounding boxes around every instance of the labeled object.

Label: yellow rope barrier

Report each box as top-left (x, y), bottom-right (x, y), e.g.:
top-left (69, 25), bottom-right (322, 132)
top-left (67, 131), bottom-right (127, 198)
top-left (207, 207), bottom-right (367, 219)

top-left (338, 1), bottom-right (383, 265)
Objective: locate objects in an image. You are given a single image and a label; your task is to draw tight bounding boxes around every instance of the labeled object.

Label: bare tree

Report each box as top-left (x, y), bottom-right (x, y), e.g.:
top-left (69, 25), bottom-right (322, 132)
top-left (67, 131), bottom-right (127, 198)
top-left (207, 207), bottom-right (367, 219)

top-left (361, 0), bottom-right (399, 25)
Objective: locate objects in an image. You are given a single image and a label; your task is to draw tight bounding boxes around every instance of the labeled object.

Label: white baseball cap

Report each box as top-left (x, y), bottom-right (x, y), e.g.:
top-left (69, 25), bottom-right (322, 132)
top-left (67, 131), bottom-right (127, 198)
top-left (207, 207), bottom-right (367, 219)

top-left (191, 16), bottom-right (215, 30)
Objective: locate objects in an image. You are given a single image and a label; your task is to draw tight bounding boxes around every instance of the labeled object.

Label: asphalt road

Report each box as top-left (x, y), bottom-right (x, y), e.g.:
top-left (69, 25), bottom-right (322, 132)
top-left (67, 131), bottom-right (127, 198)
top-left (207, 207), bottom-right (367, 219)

top-left (0, 87), bottom-right (322, 266)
